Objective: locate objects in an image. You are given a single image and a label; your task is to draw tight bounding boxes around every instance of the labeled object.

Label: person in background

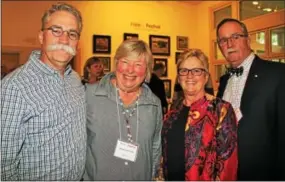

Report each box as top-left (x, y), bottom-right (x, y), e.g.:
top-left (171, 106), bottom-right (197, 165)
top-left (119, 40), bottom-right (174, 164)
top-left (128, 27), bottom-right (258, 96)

top-left (82, 56), bottom-right (104, 85)
top-left (84, 39), bottom-right (162, 180)
top-left (148, 63), bottom-right (168, 114)
top-left (1, 3), bottom-right (86, 180)
top-left (162, 48), bottom-right (237, 181)
top-left (216, 18), bottom-right (285, 180)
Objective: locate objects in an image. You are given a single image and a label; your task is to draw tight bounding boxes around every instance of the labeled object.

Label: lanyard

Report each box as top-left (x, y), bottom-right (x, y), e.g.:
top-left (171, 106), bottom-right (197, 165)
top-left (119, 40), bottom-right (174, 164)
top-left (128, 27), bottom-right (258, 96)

top-left (115, 87), bottom-right (139, 143)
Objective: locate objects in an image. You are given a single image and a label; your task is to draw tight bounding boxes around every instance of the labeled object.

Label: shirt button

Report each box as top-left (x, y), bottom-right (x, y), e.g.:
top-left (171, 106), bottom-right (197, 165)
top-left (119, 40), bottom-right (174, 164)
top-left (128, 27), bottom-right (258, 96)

top-left (125, 162), bottom-right (128, 165)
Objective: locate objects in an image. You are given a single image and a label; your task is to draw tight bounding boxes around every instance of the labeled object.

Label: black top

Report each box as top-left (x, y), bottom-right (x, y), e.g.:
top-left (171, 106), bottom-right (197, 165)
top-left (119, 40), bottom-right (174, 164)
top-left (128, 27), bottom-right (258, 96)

top-left (148, 73), bottom-right (168, 113)
top-left (166, 105), bottom-right (190, 181)
top-left (174, 83), bottom-right (214, 95)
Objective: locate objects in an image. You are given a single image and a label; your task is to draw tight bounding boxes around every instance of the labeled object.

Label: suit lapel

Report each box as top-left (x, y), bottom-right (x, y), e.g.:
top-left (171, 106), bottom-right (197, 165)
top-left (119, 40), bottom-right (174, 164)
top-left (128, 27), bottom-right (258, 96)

top-left (217, 74), bottom-right (230, 98)
top-left (240, 56), bottom-right (263, 115)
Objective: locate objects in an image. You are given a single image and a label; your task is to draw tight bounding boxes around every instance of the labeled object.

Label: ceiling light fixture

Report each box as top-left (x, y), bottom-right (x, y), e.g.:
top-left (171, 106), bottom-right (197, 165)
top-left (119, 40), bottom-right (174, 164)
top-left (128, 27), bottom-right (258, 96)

top-left (263, 8), bottom-right (272, 12)
top-left (252, 1), bottom-right (259, 5)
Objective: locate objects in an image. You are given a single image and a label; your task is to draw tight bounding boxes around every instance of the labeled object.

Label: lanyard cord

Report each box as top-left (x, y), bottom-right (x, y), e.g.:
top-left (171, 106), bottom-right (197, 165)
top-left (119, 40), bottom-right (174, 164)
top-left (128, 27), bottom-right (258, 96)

top-left (115, 86), bottom-right (139, 143)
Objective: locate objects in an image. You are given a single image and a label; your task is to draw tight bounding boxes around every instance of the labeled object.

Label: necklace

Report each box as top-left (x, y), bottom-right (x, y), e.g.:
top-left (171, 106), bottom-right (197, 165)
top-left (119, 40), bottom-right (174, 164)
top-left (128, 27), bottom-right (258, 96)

top-left (117, 89), bottom-right (139, 143)
top-left (115, 83), bottom-right (141, 166)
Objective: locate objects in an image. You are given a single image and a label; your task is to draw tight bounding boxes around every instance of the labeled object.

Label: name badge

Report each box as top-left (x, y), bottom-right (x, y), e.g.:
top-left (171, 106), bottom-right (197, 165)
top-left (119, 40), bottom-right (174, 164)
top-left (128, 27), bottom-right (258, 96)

top-left (114, 140), bottom-right (139, 162)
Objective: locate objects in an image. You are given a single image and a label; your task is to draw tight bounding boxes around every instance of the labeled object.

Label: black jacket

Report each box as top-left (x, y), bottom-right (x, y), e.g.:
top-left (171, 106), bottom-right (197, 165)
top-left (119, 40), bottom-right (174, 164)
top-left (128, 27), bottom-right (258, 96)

top-left (217, 56), bottom-right (285, 180)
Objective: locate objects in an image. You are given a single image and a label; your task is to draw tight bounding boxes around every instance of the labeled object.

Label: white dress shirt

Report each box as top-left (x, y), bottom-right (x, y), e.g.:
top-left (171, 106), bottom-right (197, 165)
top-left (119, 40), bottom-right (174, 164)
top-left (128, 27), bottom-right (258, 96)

top-left (223, 53), bottom-right (255, 122)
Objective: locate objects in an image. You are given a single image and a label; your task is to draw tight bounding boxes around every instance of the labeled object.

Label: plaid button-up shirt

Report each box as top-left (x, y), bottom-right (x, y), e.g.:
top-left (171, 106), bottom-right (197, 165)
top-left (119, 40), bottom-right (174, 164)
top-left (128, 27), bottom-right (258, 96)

top-left (1, 50), bottom-right (86, 180)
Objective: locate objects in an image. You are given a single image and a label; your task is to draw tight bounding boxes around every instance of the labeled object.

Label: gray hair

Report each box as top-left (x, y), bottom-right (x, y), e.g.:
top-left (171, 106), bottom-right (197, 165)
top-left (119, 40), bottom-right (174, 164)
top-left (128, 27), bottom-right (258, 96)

top-left (114, 39), bottom-right (153, 82)
top-left (41, 2), bottom-right (83, 33)
top-left (216, 18), bottom-right (248, 39)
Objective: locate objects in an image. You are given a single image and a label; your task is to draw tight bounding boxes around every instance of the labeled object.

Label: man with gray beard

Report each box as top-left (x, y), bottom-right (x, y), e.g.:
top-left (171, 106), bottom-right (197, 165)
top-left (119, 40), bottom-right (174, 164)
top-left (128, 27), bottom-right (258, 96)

top-left (1, 2), bottom-right (86, 180)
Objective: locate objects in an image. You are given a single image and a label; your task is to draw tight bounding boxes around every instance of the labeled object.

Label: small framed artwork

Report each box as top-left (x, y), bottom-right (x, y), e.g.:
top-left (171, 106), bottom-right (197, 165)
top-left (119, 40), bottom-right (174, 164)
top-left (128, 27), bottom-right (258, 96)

top-left (95, 56), bottom-right (111, 72)
top-left (177, 36), bottom-right (188, 50)
top-left (162, 79), bottom-right (172, 98)
top-left (124, 33), bottom-right (139, 41)
top-left (149, 35), bottom-right (171, 56)
top-left (175, 52), bottom-right (183, 64)
top-left (154, 58), bottom-right (168, 77)
top-left (1, 52), bottom-right (20, 73)
top-left (93, 35), bottom-right (111, 54)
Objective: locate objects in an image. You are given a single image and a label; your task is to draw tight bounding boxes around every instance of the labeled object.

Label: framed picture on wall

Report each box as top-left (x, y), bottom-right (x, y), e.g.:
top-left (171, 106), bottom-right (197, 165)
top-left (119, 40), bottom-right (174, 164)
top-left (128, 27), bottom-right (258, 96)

top-left (123, 33), bottom-right (139, 41)
top-left (1, 52), bottom-right (20, 73)
top-left (93, 35), bottom-right (111, 54)
top-left (175, 52), bottom-right (183, 64)
top-left (154, 58), bottom-right (168, 77)
top-left (177, 36), bottom-right (188, 50)
top-left (95, 56), bottom-right (111, 72)
top-left (149, 35), bottom-right (170, 56)
top-left (162, 79), bottom-right (172, 98)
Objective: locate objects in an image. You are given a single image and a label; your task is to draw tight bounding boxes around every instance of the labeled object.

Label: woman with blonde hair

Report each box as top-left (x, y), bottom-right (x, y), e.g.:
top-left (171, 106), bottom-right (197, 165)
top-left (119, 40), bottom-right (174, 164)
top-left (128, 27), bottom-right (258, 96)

top-left (162, 48), bottom-right (238, 180)
top-left (84, 39), bottom-right (162, 180)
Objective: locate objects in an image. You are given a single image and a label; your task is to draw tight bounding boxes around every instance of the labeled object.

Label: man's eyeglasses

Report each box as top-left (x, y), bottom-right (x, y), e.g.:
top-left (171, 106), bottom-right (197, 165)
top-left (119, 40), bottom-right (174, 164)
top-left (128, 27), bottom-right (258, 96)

top-left (178, 68), bottom-right (207, 76)
top-left (217, 33), bottom-right (248, 46)
top-left (42, 26), bottom-right (80, 40)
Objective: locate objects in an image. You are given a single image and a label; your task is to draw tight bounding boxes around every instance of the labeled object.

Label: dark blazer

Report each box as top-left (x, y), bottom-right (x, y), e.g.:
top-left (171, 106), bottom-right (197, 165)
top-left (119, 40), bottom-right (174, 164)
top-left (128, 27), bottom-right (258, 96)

top-left (217, 56), bottom-right (285, 180)
top-left (148, 73), bottom-right (168, 114)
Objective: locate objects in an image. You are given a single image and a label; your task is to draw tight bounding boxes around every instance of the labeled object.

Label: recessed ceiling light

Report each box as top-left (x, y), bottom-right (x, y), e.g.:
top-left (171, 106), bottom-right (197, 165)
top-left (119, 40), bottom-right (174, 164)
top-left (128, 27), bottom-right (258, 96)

top-left (252, 1), bottom-right (259, 5)
top-left (263, 8), bottom-right (272, 12)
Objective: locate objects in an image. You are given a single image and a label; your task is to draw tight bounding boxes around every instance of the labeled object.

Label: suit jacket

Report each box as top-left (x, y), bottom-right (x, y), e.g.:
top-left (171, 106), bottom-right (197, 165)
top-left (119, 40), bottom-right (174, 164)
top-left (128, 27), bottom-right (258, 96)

top-left (217, 56), bottom-right (285, 180)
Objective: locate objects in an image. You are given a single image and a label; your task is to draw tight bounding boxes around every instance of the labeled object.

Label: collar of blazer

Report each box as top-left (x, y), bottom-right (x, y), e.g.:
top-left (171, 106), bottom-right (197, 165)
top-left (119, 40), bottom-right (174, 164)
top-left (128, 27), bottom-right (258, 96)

top-left (218, 55), bottom-right (264, 112)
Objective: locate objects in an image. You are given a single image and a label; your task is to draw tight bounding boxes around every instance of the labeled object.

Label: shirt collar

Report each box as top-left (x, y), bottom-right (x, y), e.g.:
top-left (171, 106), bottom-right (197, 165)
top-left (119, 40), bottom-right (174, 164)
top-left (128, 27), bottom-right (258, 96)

top-left (239, 52), bottom-right (255, 73)
top-left (29, 50), bottom-right (72, 76)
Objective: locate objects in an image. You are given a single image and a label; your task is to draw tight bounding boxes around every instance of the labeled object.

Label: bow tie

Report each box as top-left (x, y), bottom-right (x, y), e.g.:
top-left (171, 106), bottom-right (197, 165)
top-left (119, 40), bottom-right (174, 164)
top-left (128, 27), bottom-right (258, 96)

top-left (226, 66), bottom-right (244, 77)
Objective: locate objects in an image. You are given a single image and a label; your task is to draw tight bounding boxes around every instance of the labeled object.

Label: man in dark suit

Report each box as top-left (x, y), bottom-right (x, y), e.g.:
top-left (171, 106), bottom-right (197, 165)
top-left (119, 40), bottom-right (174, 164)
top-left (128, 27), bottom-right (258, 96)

top-left (216, 18), bottom-right (285, 180)
top-left (148, 63), bottom-right (168, 115)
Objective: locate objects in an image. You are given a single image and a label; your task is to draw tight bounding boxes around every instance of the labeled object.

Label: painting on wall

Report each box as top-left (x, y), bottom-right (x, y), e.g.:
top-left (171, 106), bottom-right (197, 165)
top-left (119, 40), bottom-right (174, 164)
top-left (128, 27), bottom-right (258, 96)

top-left (177, 36), bottom-right (188, 50)
top-left (149, 35), bottom-right (170, 56)
top-left (95, 56), bottom-right (111, 72)
top-left (1, 52), bottom-right (20, 78)
top-left (154, 58), bottom-right (168, 77)
top-left (93, 35), bottom-right (111, 54)
top-left (175, 52), bottom-right (183, 64)
top-left (162, 79), bottom-right (172, 98)
top-left (123, 33), bottom-right (139, 41)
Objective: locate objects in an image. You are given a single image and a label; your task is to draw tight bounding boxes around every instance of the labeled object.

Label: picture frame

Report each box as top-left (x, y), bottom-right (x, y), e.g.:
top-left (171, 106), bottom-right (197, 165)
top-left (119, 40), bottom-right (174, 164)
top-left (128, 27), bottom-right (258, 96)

top-left (154, 58), bottom-right (168, 77)
top-left (123, 33), bottom-right (139, 41)
top-left (162, 79), bottom-right (172, 98)
top-left (175, 52), bottom-right (183, 64)
top-left (93, 35), bottom-right (111, 54)
top-left (95, 56), bottom-right (111, 72)
top-left (1, 52), bottom-right (20, 73)
top-left (177, 36), bottom-right (188, 50)
top-left (149, 35), bottom-right (171, 56)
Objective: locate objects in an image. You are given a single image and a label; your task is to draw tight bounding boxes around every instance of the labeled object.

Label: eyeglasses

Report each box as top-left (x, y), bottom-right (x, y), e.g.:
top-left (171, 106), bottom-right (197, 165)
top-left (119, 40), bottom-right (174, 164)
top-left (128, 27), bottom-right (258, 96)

top-left (42, 25), bottom-right (80, 40)
top-left (217, 33), bottom-right (248, 46)
top-left (178, 68), bottom-right (207, 76)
